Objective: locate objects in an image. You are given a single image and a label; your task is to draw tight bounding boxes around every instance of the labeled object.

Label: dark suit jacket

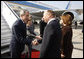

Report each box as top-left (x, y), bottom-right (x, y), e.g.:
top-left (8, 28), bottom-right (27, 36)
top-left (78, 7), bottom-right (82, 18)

top-left (40, 19), bottom-right (62, 58)
top-left (39, 20), bottom-right (47, 37)
top-left (10, 19), bottom-right (32, 58)
top-left (38, 20), bottom-right (47, 43)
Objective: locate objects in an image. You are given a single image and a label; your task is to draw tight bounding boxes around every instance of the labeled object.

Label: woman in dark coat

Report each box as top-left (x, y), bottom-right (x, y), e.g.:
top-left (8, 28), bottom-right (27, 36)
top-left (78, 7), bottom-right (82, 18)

top-left (25, 16), bottom-right (36, 58)
top-left (60, 12), bottom-right (74, 58)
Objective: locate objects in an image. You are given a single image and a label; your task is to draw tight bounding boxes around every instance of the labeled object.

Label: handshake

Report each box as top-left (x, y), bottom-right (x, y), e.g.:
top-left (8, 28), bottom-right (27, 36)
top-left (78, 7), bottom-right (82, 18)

top-left (32, 36), bottom-right (42, 45)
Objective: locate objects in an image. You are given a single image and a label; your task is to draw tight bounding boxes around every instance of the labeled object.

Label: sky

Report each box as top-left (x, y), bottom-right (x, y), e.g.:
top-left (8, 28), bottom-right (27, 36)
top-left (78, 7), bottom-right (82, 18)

top-left (40, 1), bottom-right (83, 10)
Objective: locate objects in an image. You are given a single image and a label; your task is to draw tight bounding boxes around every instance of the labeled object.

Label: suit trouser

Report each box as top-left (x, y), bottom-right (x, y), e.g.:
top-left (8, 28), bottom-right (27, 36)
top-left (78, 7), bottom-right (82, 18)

top-left (24, 44), bottom-right (32, 58)
top-left (11, 49), bottom-right (21, 58)
top-left (28, 45), bottom-right (32, 58)
top-left (10, 44), bottom-right (22, 58)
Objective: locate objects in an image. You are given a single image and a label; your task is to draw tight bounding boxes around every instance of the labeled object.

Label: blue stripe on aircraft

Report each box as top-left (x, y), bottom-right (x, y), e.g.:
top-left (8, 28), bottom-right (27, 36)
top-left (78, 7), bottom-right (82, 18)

top-left (66, 1), bottom-right (70, 9)
top-left (8, 1), bottom-right (52, 10)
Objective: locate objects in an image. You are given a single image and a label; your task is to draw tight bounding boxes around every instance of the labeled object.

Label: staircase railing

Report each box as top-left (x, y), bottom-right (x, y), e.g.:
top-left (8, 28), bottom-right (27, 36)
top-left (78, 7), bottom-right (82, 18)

top-left (1, 1), bottom-right (20, 29)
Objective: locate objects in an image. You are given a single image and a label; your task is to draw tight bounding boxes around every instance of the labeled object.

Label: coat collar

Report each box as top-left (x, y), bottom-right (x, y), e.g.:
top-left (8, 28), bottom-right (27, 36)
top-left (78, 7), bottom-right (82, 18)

top-left (47, 18), bottom-right (56, 24)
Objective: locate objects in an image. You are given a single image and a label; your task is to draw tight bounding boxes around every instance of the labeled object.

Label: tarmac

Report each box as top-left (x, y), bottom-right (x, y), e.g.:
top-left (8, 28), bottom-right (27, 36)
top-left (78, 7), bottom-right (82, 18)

top-left (71, 25), bottom-right (83, 58)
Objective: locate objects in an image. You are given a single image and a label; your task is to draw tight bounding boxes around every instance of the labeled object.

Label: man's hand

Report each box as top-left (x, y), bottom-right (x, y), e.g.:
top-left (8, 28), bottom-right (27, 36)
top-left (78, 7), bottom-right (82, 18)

top-left (32, 39), bottom-right (39, 45)
top-left (35, 36), bottom-right (42, 40)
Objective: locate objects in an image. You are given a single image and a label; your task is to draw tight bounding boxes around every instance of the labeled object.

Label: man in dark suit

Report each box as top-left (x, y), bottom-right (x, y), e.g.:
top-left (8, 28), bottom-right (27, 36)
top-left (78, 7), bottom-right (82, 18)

top-left (37, 18), bottom-right (47, 43)
top-left (40, 10), bottom-right (62, 58)
top-left (10, 9), bottom-right (37, 58)
top-left (39, 18), bottom-right (47, 38)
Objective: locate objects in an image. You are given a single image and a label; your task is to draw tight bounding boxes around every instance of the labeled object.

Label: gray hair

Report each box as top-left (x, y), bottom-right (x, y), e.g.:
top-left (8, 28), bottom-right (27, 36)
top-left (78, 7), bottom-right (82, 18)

top-left (20, 9), bottom-right (29, 16)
